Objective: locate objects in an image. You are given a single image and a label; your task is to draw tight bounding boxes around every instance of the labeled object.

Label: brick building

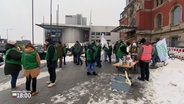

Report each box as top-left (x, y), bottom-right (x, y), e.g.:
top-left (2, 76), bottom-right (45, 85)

top-left (113, 0), bottom-right (184, 47)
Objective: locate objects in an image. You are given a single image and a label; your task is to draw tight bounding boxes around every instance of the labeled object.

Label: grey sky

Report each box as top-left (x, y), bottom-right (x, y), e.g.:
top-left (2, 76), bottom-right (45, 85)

top-left (0, 0), bottom-right (125, 44)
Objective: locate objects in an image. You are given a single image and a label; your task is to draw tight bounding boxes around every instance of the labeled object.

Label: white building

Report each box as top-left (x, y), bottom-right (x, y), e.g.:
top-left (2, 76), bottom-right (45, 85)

top-left (65, 14), bottom-right (87, 25)
top-left (90, 26), bottom-right (119, 44)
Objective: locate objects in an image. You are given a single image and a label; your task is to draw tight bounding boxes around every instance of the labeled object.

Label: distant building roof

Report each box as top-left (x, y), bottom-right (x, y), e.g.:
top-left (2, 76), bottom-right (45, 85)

top-left (36, 23), bottom-right (90, 31)
top-left (111, 25), bottom-right (136, 32)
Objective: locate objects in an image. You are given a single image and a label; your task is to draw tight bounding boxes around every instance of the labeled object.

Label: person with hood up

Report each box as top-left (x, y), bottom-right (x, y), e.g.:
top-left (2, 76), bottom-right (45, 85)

top-left (55, 41), bottom-right (63, 68)
top-left (137, 38), bottom-right (153, 81)
top-left (4, 40), bottom-right (22, 91)
top-left (22, 42), bottom-right (40, 96)
top-left (45, 38), bottom-right (57, 88)
top-left (85, 43), bottom-right (98, 75)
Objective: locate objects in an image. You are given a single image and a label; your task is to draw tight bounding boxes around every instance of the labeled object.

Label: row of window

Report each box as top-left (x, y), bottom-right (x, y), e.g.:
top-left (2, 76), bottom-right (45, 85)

top-left (155, 0), bottom-right (163, 7)
top-left (155, 5), bottom-right (182, 29)
top-left (91, 32), bottom-right (111, 36)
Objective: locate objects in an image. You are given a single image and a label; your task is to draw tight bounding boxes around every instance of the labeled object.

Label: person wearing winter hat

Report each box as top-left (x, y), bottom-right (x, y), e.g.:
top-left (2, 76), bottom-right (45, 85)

top-left (45, 38), bottom-right (57, 88)
top-left (4, 40), bottom-right (22, 91)
top-left (22, 42), bottom-right (40, 96)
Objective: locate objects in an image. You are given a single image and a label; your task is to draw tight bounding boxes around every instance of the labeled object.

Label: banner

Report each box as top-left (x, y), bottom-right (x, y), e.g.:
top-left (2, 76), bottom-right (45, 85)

top-left (156, 38), bottom-right (169, 61)
top-left (100, 34), bottom-right (109, 49)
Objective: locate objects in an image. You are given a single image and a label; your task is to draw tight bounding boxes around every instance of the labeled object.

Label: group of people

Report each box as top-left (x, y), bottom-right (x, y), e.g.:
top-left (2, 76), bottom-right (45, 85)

top-left (4, 38), bottom-right (68, 96)
top-left (3, 37), bottom-right (158, 97)
top-left (4, 40), bottom-right (40, 96)
top-left (81, 38), bottom-right (155, 82)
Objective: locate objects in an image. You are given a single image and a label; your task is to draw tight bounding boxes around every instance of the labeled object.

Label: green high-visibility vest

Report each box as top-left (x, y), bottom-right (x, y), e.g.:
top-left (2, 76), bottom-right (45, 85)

top-left (45, 45), bottom-right (57, 61)
top-left (86, 48), bottom-right (94, 61)
top-left (116, 44), bottom-right (125, 57)
top-left (22, 50), bottom-right (38, 69)
top-left (5, 48), bottom-right (21, 65)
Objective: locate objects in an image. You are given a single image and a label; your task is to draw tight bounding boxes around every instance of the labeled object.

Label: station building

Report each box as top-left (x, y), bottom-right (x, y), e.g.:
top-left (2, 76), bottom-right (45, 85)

top-left (112, 0), bottom-right (184, 47)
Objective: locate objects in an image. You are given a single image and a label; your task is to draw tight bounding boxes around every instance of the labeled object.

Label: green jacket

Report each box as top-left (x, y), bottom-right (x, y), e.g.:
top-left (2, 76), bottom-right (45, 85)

top-left (5, 48), bottom-right (21, 65)
top-left (116, 44), bottom-right (125, 57)
top-left (22, 50), bottom-right (39, 70)
top-left (45, 44), bottom-right (57, 61)
top-left (86, 48), bottom-right (95, 62)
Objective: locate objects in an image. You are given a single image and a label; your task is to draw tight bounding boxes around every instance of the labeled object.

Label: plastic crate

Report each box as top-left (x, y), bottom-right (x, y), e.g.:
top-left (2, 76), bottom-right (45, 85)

top-left (111, 76), bottom-right (130, 92)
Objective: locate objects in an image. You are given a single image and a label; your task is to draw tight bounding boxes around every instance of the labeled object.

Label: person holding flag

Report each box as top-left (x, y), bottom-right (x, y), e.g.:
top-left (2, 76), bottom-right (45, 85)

top-left (101, 34), bottom-right (109, 62)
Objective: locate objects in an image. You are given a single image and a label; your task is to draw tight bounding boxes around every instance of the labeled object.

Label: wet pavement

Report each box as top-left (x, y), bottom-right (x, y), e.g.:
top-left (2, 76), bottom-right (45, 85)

top-left (0, 60), bottom-right (146, 104)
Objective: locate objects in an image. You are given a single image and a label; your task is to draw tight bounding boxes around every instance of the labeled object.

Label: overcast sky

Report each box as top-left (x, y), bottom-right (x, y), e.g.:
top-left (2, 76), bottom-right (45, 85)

top-left (0, 0), bottom-right (125, 44)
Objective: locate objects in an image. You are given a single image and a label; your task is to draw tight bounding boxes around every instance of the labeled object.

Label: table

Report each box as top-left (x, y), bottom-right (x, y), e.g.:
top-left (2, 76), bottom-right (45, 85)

top-left (112, 61), bottom-right (139, 86)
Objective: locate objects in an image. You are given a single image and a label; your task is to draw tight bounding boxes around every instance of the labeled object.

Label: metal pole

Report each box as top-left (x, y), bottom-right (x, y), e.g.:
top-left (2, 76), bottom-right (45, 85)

top-left (6, 29), bottom-right (8, 40)
top-left (50, 0), bottom-right (52, 38)
top-left (32, 0), bottom-right (34, 44)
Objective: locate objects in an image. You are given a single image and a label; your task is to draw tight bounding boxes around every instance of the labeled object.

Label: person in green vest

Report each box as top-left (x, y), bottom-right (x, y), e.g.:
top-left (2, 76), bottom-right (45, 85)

top-left (4, 40), bottom-right (22, 91)
top-left (113, 40), bottom-right (121, 62)
top-left (116, 41), bottom-right (128, 58)
top-left (86, 43), bottom-right (97, 75)
top-left (71, 44), bottom-right (77, 64)
top-left (55, 41), bottom-right (63, 68)
top-left (96, 42), bottom-right (102, 68)
top-left (45, 38), bottom-right (57, 88)
top-left (22, 42), bottom-right (40, 96)
top-left (63, 44), bottom-right (67, 65)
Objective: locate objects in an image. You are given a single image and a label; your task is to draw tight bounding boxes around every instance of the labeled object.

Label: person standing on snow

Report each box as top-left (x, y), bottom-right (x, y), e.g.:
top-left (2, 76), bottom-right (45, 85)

top-left (86, 43), bottom-right (98, 75)
top-left (22, 42), bottom-right (40, 96)
top-left (45, 38), bottom-right (57, 88)
top-left (138, 38), bottom-right (153, 81)
top-left (4, 40), bottom-right (22, 91)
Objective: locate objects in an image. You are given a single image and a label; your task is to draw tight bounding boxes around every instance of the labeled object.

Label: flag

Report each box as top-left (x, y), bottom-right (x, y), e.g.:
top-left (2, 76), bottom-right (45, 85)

top-left (100, 34), bottom-right (109, 49)
top-left (156, 38), bottom-right (169, 61)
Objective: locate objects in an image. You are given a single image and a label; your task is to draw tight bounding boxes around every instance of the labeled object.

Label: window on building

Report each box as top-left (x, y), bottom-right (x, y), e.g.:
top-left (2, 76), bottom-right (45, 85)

top-left (156, 0), bottom-right (159, 7)
top-left (91, 32), bottom-right (95, 35)
top-left (96, 36), bottom-right (100, 38)
top-left (131, 18), bottom-right (136, 26)
top-left (105, 32), bottom-right (111, 36)
top-left (96, 32), bottom-right (100, 35)
top-left (101, 32), bottom-right (105, 35)
top-left (156, 14), bottom-right (162, 29)
top-left (155, 0), bottom-right (163, 7)
top-left (160, 0), bottom-right (163, 4)
top-left (91, 36), bottom-right (95, 38)
top-left (171, 6), bottom-right (182, 26)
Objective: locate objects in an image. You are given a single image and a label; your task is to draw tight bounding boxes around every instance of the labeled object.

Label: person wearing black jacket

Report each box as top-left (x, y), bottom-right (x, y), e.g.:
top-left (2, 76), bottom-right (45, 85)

top-left (45, 38), bottom-right (57, 88)
top-left (4, 40), bottom-right (22, 91)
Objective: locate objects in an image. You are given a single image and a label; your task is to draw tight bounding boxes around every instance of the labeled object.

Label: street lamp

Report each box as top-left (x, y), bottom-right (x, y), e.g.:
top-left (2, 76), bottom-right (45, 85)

top-left (50, 0), bottom-right (52, 39)
top-left (32, 0), bottom-right (34, 44)
top-left (6, 28), bottom-right (13, 40)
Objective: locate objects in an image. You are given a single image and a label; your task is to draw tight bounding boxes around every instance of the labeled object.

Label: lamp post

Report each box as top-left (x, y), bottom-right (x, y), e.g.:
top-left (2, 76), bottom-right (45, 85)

top-left (50, 0), bottom-right (52, 39)
top-left (32, 0), bottom-right (34, 44)
top-left (6, 28), bottom-right (13, 40)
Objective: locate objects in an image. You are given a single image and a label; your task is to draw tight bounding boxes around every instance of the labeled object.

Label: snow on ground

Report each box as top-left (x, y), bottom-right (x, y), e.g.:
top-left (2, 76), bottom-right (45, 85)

top-left (1, 54), bottom-right (184, 103)
top-left (142, 59), bottom-right (184, 104)
top-left (50, 59), bottom-right (184, 104)
top-left (0, 56), bottom-right (76, 91)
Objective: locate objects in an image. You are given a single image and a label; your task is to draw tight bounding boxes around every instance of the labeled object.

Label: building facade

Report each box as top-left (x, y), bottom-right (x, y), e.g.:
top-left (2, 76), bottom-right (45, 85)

top-left (115, 0), bottom-right (184, 47)
top-left (90, 26), bottom-right (119, 44)
top-left (37, 24), bottom-right (90, 43)
top-left (65, 14), bottom-right (87, 25)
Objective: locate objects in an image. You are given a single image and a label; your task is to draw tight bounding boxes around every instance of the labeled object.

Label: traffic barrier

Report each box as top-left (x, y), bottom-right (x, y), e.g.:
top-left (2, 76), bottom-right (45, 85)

top-left (168, 47), bottom-right (184, 60)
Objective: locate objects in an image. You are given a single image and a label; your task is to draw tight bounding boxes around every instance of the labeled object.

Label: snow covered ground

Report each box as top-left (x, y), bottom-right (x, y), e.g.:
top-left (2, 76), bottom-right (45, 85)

top-left (50, 58), bottom-right (184, 104)
top-left (0, 55), bottom-right (184, 104)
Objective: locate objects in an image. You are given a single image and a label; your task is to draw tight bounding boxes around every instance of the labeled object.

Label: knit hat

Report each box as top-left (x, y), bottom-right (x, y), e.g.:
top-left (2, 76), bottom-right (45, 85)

top-left (7, 40), bottom-right (16, 45)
